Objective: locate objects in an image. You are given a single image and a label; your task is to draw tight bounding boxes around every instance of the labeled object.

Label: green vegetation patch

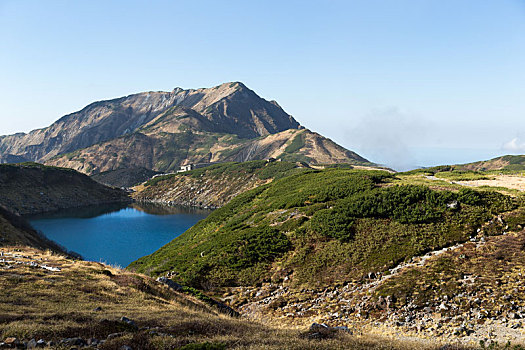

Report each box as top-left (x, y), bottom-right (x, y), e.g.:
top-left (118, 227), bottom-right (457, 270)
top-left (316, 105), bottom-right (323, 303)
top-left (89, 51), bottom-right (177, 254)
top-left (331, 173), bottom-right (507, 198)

top-left (130, 168), bottom-right (518, 289)
top-left (434, 170), bottom-right (493, 181)
top-left (144, 160), bottom-right (308, 187)
top-left (284, 132), bottom-right (305, 153)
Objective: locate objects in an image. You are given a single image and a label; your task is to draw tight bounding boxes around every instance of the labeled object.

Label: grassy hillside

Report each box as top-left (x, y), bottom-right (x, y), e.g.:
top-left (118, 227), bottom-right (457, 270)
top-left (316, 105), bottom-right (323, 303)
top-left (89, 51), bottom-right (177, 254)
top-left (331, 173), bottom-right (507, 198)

top-left (0, 246), bottom-right (431, 350)
top-left (0, 162), bottom-right (129, 215)
top-left (406, 155), bottom-right (525, 174)
top-left (461, 155), bottom-right (525, 172)
top-left (133, 160), bottom-right (310, 208)
top-left (129, 169), bottom-right (517, 290)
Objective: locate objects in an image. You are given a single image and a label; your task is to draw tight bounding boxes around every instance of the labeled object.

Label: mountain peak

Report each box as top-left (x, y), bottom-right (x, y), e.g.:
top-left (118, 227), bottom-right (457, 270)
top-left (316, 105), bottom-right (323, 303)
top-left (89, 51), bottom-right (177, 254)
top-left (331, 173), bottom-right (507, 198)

top-left (0, 82), bottom-right (304, 163)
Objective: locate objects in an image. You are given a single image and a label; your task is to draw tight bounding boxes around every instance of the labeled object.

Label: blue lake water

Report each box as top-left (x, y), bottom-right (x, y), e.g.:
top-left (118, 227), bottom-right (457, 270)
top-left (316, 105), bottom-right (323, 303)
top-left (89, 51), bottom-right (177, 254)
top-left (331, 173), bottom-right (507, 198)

top-left (27, 203), bottom-right (211, 267)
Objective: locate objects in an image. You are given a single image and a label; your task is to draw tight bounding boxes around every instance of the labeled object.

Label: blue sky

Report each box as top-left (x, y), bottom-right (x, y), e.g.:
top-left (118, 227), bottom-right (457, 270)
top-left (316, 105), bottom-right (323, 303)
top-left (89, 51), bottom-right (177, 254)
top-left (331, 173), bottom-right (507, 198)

top-left (1, 0), bottom-right (525, 170)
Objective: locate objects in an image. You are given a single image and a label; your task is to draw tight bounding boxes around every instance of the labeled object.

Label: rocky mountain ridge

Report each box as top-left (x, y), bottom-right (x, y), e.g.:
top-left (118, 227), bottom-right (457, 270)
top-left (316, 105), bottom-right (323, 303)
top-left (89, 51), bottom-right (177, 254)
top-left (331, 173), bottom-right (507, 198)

top-left (0, 82), bottom-right (372, 174)
top-left (0, 82), bottom-right (299, 163)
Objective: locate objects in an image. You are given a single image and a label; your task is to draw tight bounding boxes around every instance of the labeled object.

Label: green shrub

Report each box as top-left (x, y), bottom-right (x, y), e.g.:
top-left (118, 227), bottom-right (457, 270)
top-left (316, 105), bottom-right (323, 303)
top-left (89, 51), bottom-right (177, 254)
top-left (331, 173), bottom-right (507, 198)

top-left (310, 208), bottom-right (354, 242)
top-left (225, 226), bottom-right (291, 269)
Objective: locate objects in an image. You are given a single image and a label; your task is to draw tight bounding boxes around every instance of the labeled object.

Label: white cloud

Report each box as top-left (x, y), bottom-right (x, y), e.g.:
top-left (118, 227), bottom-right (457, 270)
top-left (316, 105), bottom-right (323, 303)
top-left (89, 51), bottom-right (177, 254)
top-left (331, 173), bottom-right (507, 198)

top-left (502, 137), bottom-right (525, 152)
top-left (345, 107), bottom-right (431, 171)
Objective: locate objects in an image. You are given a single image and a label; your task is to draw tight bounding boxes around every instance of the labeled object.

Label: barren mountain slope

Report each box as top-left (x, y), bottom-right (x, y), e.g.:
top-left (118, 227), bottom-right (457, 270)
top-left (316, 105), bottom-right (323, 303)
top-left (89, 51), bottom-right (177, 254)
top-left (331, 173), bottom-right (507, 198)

top-left (460, 155), bottom-right (525, 171)
top-left (46, 128), bottom-right (371, 174)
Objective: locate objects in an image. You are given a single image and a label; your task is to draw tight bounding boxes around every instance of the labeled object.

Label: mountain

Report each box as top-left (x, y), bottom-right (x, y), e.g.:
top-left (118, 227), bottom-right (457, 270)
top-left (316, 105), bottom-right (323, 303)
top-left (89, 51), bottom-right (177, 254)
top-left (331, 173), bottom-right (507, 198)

top-left (0, 162), bottom-right (128, 215)
top-left (0, 82), bottom-right (372, 174)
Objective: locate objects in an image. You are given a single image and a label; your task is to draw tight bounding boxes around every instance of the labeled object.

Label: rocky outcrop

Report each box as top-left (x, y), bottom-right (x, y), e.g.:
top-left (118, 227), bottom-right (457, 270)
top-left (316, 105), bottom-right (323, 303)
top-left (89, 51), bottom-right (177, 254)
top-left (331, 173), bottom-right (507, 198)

top-left (133, 169), bottom-right (270, 209)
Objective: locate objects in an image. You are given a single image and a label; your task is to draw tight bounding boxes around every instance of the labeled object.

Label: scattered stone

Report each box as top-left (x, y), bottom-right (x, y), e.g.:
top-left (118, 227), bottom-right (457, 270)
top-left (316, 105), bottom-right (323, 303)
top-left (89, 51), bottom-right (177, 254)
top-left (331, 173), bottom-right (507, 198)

top-left (156, 276), bottom-right (183, 291)
top-left (93, 306), bottom-right (102, 311)
top-left (107, 332), bottom-right (124, 340)
top-left (120, 316), bottom-right (137, 328)
top-left (120, 346), bottom-right (133, 350)
top-left (26, 339), bottom-right (37, 349)
top-left (60, 337), bottom-right (85, 346)
top-left (3, 338), bottom-right (19, 347)
top-left (86, 338), bottom-right (99, 345)
top-left (447, 201), bottom-right (458, 209)
top-left (438, 303), bottom-right (449, 311)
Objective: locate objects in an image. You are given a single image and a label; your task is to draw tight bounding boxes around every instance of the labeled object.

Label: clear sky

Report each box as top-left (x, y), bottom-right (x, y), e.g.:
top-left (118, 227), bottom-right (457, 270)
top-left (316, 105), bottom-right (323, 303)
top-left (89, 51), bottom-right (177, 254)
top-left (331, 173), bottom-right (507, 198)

top-left (1, 0), bottom-right (524, 170)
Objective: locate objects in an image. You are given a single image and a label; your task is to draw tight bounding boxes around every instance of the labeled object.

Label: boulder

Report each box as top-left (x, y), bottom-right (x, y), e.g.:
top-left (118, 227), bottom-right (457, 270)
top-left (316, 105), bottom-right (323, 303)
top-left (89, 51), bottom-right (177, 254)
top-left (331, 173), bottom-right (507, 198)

top-left (156, 276), bottom-right (183, 291)
top-left (2, 338), bottom-right (19, 347)
top-left (26, 339), bottom-right (37, 349)
top-left (304, 323), bottom-right (352, 340)
top-left (120, 316), bottom-right (137, 329)
top-left (107, 332), bottom-right (124, 340)
top-left (60, 337), bottom-right (85, 346)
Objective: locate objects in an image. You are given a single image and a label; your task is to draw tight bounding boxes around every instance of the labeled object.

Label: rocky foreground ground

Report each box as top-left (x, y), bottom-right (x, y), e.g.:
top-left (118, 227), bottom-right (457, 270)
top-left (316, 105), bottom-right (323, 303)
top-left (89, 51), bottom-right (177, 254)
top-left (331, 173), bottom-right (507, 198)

top-left (223, 226), bottom-right (525, 348)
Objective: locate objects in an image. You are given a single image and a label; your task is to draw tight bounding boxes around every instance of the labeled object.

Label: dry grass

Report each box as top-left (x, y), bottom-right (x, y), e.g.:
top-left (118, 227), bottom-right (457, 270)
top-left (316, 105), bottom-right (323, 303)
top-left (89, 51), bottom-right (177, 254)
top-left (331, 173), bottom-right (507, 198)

top-left (0, 246), bottom-right (441, 349)
top-left (394, 174), bottom-right (525, 196)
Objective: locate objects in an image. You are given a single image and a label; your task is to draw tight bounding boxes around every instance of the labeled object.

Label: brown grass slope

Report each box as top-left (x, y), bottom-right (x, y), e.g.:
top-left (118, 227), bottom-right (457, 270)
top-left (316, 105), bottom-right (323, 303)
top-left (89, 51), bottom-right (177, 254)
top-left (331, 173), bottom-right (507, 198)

top-left (0, 246), bottom-right (436, 350)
